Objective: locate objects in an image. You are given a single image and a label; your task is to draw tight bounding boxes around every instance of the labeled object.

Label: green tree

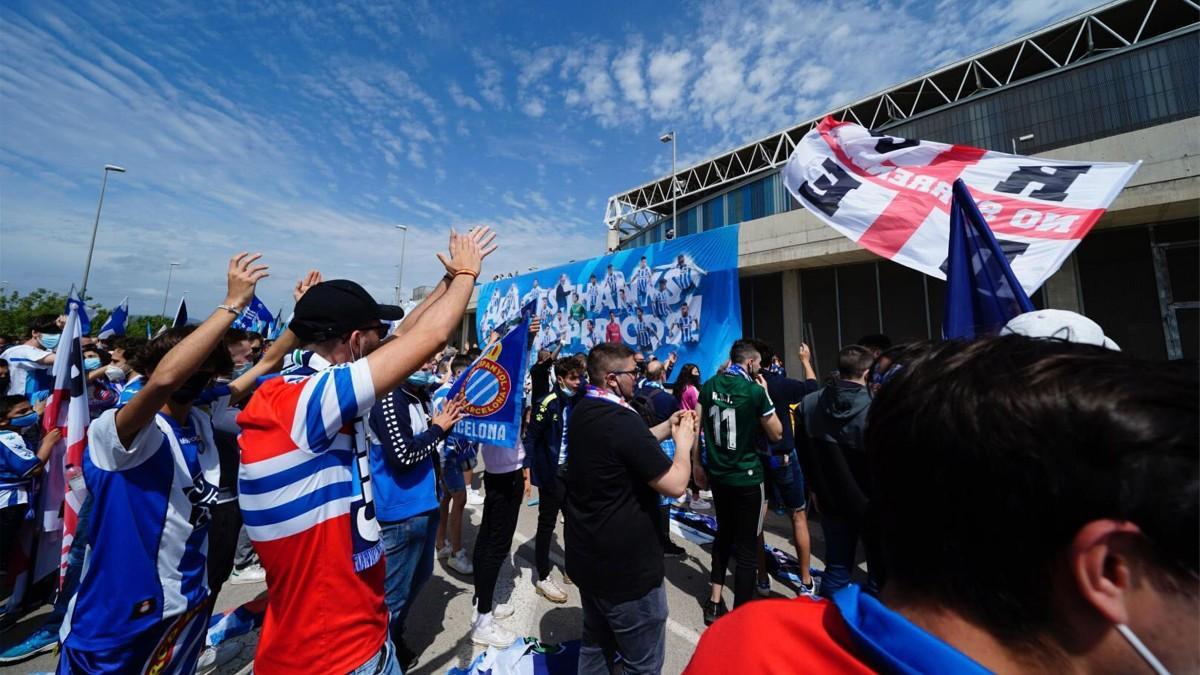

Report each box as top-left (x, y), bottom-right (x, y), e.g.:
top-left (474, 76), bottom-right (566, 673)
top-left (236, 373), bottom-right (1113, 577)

top-left (0, 288), bottom-right (71, 337)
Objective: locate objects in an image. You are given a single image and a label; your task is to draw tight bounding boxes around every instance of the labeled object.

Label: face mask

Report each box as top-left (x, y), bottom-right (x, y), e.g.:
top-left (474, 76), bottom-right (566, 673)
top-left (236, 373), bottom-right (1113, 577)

top-left (231, 362), bottom-right (253, 379)
top-left (170, 371), bottom-right (211, 404)
top-left (9, 412), bottom-right (38, 428)
top-left (105, 366), bottom-right (126, 383)
top-left (40, 333), bottom-right (61, 350)
top-left (83, 357), bottom-right (102, 371)
top-left (561, 386), bottom-right (577, 397)
top-left (407, 371), bottom-right (436, 387)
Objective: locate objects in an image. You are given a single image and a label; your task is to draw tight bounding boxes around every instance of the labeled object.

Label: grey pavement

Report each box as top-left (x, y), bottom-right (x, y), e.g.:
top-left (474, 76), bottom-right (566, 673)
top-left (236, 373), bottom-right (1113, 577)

top-left (2, 491), bottom-right (856, 675)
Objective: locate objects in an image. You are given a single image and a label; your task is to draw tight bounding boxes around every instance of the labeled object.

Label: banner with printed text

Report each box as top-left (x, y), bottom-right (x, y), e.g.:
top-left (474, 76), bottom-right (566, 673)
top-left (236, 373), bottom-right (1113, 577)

top-left (475, 225), bottom-right (741, 381)
top-left (782, 117), bottom-right (1139, 294)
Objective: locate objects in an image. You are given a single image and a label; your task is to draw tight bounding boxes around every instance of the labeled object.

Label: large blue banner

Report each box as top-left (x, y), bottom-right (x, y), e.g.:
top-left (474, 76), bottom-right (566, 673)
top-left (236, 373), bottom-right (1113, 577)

top-left (476, 225), bottom-right (741, 381)
top-left (447, 314), bottom-right (532, 449)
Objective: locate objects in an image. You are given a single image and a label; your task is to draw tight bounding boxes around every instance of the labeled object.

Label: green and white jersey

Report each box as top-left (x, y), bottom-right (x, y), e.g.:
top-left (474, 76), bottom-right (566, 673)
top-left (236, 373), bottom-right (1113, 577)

top-left (699, 366), bottom-right (774, 487)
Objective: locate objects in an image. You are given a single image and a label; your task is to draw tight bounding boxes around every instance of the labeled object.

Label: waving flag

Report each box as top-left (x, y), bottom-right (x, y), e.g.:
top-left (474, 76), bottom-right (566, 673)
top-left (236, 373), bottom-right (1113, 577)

top-left (944, 179), bottom-right (1036, 338)
top-left (43, 302), bottom-right (90, 587)
top-left (173, 297), bottom-right (189, 327)
top-left (64, 287), bottom-right (91, 336)
top-left (233, 295), bottom-right (275, 331)
top-left (445, 313), bottom-right (532, 450)
top-left (782, 117), bottom-right (1139, 294)
top-left (97, 297), bottom-right (129, 339)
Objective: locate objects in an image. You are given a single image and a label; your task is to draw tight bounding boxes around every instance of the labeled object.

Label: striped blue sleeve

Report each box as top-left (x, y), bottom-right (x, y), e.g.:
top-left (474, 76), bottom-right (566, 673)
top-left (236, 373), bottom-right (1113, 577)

top-left (290, 359), bottom-right (376, 453)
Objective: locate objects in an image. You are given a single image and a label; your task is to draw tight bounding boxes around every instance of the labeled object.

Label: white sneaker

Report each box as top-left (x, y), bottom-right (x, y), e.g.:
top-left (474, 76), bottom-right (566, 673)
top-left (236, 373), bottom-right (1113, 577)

top-left (229, 563), bottom-right (266, 585)
top-left (447, 549), bottom-right (474, 575)
top-left (436, 544), bottom-right (452, 561)
top-left (699, 489), bottom-right (713, 500)
top-left (690, 497), bottom-right (711, 511)
top-left (466, 489), bottom-right (485, 506)
top-left (471, 617), bottom-right (517, 648)
top-left (197, 642), bottom-right (240, 674)
top-left (535, 577), bottom-right (568, 603)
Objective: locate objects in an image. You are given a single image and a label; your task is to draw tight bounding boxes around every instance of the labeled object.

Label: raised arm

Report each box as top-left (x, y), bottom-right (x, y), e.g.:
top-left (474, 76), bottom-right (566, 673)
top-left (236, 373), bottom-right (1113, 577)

top-left (391, 275), bottom-right (451, 339)
top-left (226, 270), bottom-right (320, 405)
top-left (364, 227), bottom-right (497, 398)
top-left (116, 253), bottom-right (267, 447)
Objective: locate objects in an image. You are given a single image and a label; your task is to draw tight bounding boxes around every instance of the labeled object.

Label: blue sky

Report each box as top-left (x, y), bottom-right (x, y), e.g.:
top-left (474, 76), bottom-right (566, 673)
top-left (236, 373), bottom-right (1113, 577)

top-left (0, 0), bottom-right (1099, 317)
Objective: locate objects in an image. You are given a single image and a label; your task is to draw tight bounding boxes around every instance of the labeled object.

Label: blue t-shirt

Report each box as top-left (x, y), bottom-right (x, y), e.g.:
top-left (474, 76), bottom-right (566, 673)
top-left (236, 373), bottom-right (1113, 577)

top-left (62, 409), bottom-right (220, 650)
top-left (0, 430), bottom-right (40, 508)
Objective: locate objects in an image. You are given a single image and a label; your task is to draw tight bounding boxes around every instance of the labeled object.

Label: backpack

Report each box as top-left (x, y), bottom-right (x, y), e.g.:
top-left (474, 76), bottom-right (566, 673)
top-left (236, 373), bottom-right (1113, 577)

top-left (631, 385), bottom-right (673, 427)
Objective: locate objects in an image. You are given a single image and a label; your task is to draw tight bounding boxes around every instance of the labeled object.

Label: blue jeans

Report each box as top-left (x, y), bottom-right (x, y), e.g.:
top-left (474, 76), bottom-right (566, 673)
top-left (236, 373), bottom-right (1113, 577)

top-left (380, 510), bottom-right (439, 646)
top-left (819, 514), bottom-right (883, 599)
top-left (348, 639), bottom-right (403, 675)
top-left (578, 584), bottom-right (667, 675)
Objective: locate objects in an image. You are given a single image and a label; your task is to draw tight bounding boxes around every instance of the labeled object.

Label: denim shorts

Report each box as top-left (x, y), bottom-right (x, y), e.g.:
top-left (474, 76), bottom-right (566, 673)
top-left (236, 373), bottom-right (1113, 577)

top-left (761, 451), bottom-right (807, 511)
top-left (442, 461), bottom-right (466, 493)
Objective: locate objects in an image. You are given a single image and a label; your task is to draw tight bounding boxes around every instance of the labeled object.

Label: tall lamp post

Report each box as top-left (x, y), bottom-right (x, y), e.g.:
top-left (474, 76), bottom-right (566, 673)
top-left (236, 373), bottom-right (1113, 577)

top-left (1011, 133), bottom-right (1035, 155)
top-left (659, 131), bottom-right (677, 239)
top-left (80, 164), bottom-right (126, 299)
top-left (161, 261), bottom-right (181, 320)
top-left (394, 225), bottom-right (409, 304)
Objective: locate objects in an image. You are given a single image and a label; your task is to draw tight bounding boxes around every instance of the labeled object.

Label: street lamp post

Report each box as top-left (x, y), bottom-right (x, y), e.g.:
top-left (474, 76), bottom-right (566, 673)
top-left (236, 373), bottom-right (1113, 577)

top-left (1011, 133), bottom-right (1035, 155)
top-left (80, 164), bottom-right (126, 299)
top-left (161, 261), bottom-right (181, 320)
top-left (395, 225), bottom-right (408, 304)
top-left (659, 132), bottom-right (677, 239)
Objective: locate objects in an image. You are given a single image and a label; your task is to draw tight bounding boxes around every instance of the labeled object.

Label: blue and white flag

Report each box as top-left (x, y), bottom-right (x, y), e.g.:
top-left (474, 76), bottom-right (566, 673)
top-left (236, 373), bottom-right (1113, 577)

top-left (173, 297), bottom-right (189, 328)
top-left (445, 315), bottom-right (532, 449)
top-left (233, 295), bottom-right (274, 331)
top-left (64, 287), bottom-right (91, 336)
top-left (475, 225), bottom-right (741, 381)
top-left (944, 179), bottom-right (1035, 339)
top-left (96, 297), bottom-right (128, 339)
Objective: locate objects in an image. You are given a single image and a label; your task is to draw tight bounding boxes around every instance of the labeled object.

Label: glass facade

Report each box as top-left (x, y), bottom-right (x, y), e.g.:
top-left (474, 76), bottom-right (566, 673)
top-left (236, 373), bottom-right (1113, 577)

top-left (619, 32), bottom-right (1198, 250)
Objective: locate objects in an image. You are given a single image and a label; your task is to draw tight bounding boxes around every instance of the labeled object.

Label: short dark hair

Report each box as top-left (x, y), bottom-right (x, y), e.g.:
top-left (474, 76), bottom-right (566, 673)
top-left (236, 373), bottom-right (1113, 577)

top-left (0, 395), bottom-right (28, 419)
top-left (555, 356), bottom-right (584, 379)
top-left (729, 339), bottom-right (760, 365)
top-left (83, 346), bottom-right (112, 367)
top-left (130, 327), bottom-right (234, 378)
top-left (587, 342), bottom-right (635, 383)
top-left (748, 338), bottom-right (776, 365)
top-left (28, 314), bottom-right (58, 335)
top-left (450, 355), bottom-right (473, 373)
top-left (837, 345), bottom-right (874, 377)
top-left (857, 333), bottom-right (893, 353)
top-left (224, 328), bottom-right (251, 346)
top-left (867, 336), bottom-right (1198, 645)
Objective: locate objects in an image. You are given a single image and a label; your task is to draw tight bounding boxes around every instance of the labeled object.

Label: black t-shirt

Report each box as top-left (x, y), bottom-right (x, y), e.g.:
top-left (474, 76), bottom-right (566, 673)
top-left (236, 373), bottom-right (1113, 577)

top-left (530, 359), bottom-right (554, 406)
top-left (564, 396), bottom-right (672, 602)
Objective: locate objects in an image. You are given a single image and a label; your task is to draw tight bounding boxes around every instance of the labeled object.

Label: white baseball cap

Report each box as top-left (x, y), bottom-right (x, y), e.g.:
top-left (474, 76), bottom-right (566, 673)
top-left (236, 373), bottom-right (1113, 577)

top-left (1000, 309), bottom-right (1120, 351)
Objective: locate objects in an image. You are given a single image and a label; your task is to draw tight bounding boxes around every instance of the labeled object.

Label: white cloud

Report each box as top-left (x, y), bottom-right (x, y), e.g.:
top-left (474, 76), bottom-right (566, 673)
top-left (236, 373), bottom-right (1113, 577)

top-left (521, 97), bottom-right (546, 117)
top-left (612, 44), bottom-right (647, 109)
top-left (646, 48), bottom-right (692, 116)
top-left (447, 81), bottom-right (482, 111)
top-left (473, 51), bottom-right (505, 108)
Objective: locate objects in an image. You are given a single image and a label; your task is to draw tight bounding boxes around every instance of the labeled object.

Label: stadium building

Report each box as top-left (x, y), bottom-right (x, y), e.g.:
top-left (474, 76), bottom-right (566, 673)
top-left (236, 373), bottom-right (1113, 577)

top-left (470, 0), bottom-right (1197, 370)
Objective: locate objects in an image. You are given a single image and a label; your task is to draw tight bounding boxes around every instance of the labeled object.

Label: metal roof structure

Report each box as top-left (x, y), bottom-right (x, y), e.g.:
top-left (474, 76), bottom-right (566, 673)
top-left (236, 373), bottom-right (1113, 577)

top-left (603, 0), bottom-right (1199, 244)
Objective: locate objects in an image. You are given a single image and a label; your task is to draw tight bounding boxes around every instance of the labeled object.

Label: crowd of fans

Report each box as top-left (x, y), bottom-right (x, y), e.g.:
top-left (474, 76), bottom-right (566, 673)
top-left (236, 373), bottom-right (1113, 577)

top-left (0, 225), bottom-right (1195, 675)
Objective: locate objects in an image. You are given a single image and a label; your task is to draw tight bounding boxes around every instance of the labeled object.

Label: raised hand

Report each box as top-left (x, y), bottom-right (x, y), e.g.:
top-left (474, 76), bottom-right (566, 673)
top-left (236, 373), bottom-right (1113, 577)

top-left (226, 252), bottom-right (269, 308)
top-left (294, 269), bottom-right (323, 302)
top-left (431, 395), bottom-right (468, 430)
top-left (437, 226), bottom-right (497, 277)
top-left (798, 342), bottom-right (812, 363)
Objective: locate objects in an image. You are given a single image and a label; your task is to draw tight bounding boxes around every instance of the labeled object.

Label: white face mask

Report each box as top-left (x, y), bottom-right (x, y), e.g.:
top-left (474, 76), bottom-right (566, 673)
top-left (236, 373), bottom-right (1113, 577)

top-left (104, 366), bottom-right (126, 383)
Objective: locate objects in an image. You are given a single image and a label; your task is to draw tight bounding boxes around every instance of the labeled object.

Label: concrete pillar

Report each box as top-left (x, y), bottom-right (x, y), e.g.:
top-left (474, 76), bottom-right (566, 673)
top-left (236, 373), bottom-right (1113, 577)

top-left (1043, 254), bottom-right (1083, 313)
top-left (606, 228), bottom-right (621, 252)
top-left (781, 269), bottom-right (804, 376)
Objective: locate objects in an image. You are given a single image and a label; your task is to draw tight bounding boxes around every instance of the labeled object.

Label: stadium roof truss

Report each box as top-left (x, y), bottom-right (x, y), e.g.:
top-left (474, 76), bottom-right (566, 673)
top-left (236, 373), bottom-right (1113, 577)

top-left (604, 0), bottom-right (1199, 244)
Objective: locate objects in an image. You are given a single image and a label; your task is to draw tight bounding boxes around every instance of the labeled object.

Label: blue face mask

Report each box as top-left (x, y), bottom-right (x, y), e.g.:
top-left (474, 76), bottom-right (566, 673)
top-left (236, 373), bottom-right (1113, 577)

top-left (231, 362), bottom-right (253, 379)
top-left (40, 333), bottom-right (61, 350)
top-left (407, 371), bottom-right (436, 387)
top-left (83, 357), bottom-right (102, 371)
top-left (9, 412), bottom-right (39, 428)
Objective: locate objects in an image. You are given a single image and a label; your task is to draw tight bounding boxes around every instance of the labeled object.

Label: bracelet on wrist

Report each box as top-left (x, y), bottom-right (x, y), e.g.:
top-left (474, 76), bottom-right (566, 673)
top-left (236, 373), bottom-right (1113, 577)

top-left (453, 270), bottom-right (479, 281)
top-left (217, 304), bottom-right (241, 316)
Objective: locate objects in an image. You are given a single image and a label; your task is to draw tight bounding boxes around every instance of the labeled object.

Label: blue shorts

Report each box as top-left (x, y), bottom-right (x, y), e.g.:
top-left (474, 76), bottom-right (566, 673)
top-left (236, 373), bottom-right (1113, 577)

top-left (58, 597), bottom-right (211, 674)
top-left (442, 462), bottom-right (466, 493)
top-left (761, 451), bottom-right (807, 512)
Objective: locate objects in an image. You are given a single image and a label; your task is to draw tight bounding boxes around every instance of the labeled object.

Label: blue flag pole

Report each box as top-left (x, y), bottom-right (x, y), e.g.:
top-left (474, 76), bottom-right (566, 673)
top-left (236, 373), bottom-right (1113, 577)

top-left (943, 179), bottom-right (1036, 338)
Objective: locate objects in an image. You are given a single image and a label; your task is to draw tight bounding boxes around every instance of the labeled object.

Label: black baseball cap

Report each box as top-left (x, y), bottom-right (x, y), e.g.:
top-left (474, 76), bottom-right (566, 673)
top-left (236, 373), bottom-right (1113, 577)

top-left (290, 280), bottom-right (405, 342)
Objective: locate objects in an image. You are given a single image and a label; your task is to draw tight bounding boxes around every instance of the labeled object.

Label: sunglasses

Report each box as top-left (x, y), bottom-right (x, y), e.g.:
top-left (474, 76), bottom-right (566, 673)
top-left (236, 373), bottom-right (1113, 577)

top-left (609, 368), bottom-right (639, 378)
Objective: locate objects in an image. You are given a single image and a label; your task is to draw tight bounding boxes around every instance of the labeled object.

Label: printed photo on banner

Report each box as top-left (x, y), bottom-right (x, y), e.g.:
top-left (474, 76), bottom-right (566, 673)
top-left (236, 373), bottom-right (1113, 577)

top-left (475, 225), bottom-right (741, 381)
